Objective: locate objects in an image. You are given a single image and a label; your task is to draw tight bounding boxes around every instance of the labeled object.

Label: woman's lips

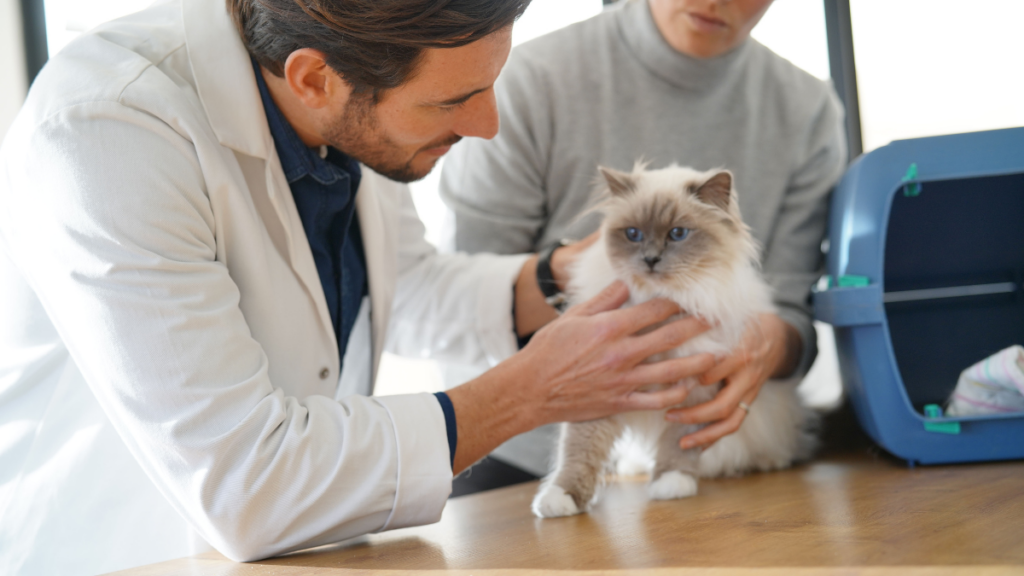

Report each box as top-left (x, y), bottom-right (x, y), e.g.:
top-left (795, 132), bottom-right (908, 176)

top-left (687, 12), bottom-right (728, 33)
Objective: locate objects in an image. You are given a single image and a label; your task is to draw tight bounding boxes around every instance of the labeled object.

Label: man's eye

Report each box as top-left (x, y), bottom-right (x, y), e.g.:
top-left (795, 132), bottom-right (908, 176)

top-left (439, 101), bottom-right (468, 112)
top-left (625, 227), bottom-right (644, 242)
top-left (668, 227), bottom-right (690, 241)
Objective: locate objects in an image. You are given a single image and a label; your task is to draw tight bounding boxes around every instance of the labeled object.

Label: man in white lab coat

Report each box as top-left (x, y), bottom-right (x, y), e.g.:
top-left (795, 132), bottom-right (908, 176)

top-left (0, 0), bottom-right (715, 574)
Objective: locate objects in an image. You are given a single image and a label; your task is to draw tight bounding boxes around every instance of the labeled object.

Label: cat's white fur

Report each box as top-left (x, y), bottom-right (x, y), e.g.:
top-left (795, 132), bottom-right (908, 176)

top-left (532, 164), bottom-right (816, 518)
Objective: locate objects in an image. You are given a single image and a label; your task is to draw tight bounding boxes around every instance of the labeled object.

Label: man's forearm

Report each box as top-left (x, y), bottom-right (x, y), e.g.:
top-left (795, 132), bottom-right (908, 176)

top-left (445, 356), bottom-right (539, 474)
top-left (513, 236), bottom-right (597, 337)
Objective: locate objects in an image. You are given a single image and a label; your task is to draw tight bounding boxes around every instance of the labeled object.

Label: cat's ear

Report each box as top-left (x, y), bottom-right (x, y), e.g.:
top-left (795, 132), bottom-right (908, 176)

top-left (599, 166), bottom-right (636, 197)
top-left (693, 171), bottom-right (733, 210)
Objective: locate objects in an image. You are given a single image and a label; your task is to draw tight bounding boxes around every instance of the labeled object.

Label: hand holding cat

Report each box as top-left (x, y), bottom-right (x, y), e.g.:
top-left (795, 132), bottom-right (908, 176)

top-left (665, 313), bottom-right (800, 449)
top-left (519, 280), bottom-right (717, 422)
top-left (446, 281), bottom-right (715, 474)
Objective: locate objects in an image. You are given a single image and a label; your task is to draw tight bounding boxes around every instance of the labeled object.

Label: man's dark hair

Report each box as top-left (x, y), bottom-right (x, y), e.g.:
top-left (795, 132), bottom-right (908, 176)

top-left (228, 0), bottom-right (531, 98)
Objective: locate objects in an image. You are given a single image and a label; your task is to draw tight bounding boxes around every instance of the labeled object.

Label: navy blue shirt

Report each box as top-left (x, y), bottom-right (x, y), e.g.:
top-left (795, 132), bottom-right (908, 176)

top-left (254, 61), bottom-right (457, 468)
top-left (254, 59), bottom-right (366, 363)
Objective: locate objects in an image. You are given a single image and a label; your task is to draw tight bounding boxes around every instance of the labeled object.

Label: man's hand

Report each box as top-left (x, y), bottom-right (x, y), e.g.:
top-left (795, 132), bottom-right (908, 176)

top-left (447, 281), bottom-right (715, 474)
top-left (664, 312), bottom-right (801, 450)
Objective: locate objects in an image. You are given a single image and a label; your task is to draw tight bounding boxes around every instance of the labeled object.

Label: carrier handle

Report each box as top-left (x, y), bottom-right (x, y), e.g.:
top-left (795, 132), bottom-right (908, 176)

top-left (813, 283), bottom-right (885, 327)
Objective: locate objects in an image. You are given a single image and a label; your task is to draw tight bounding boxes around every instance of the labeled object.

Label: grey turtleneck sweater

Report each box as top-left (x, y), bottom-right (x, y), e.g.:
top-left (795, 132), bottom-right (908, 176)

top-left (439, 0), bottom-right (847, 475)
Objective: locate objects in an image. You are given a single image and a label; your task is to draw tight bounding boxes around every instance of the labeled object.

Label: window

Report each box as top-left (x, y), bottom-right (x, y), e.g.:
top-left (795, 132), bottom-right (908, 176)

top-left (752, 0), bottom-right (830, 81)
top-left (42, 0), bottom-right (151, 58)
top-left (850, 0), bottom-right (1024, 152)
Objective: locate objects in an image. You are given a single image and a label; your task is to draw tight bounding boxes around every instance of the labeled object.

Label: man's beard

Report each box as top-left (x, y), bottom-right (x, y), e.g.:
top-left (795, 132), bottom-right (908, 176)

top-left (323, 96), bottom-right (462, 184)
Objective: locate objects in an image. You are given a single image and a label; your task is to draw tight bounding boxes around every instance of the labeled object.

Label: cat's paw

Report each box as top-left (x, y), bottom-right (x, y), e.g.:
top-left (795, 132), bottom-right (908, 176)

top-left (532, 484), bottom-right (582, 518)
top-left (647, 471), bottom-right (698, 500)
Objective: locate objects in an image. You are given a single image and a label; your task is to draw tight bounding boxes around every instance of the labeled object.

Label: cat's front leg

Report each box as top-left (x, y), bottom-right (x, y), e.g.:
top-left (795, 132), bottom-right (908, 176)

top-left (648, 421), bottom-right (703, 500)
top-left (532, 418), bottom-right (622, 518)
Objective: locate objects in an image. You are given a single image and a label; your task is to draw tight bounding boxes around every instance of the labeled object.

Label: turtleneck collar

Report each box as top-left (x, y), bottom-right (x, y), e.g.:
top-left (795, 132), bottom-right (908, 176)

top-left (616, 0), bottom-right (751, 91)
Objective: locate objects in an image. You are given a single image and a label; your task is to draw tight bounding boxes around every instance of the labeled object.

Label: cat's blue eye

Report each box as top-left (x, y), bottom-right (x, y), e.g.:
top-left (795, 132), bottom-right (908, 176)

top-left (668, 227), bottom-right (690, 241)
top-left (624, 227), bottom-right (644, 242)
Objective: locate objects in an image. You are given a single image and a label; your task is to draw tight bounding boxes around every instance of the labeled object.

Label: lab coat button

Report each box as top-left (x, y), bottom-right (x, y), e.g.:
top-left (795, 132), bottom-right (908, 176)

top-left (319, 367), bottom-right (330, 380)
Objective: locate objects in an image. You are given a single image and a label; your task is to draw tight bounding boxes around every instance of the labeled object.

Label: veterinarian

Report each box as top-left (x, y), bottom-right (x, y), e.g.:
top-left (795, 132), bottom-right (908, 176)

top-left (440, 0), bottom-right (848, 490)
top-left (0, 1), bottom-right (720, 574)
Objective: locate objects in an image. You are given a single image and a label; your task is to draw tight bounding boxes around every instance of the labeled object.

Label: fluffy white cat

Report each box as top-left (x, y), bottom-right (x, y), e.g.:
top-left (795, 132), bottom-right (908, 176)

top-left (532, 163), bottom-right (817, 518)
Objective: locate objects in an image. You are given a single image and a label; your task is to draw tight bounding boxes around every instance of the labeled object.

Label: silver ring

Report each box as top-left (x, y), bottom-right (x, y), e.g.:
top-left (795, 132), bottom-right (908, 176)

top-left (737, 401), bottom-right (751, 414)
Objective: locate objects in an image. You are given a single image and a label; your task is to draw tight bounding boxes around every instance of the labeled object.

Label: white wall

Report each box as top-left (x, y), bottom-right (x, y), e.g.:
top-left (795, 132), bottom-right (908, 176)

top-left (852, 0), bottom-right (1024, 152)
top-left (0, 0), bottom-right (28, 142)
top-left (751, 0), bottom-right (829, 80)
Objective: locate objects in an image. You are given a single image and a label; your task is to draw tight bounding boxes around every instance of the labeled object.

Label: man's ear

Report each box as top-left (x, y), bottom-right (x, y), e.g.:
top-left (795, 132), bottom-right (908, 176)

top-left (599, 166), bottom-right (636, 197)
top-left (283, 48), bottom-right (348, 110)
top-left (693, 171), bottom-right (733, 209)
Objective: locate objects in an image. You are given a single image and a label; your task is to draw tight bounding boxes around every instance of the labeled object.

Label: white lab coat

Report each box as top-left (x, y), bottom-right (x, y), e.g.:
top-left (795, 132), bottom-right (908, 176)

top-left (0, 1), bottom-right (528, 574)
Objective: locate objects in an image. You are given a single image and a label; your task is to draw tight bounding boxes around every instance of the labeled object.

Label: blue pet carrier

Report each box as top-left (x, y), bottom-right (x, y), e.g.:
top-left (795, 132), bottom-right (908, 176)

top-left (814, 127), bottom-right (1024, 465)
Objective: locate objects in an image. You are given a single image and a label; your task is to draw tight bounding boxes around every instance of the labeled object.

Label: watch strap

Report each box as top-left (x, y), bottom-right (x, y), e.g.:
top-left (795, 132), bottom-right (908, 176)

top-left (536, 239), bottom-right (571, 312)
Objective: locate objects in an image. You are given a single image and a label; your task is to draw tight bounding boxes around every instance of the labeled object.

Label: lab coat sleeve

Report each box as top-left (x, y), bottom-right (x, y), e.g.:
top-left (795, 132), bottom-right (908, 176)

top-left (385, 183), bottom-right (531, 368)
top-left (0, 102), bottom-right (451, 561)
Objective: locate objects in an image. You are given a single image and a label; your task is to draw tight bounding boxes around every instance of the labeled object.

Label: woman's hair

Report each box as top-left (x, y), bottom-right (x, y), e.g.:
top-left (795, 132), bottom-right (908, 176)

top-left (227, 0), bottom-right (531, 99)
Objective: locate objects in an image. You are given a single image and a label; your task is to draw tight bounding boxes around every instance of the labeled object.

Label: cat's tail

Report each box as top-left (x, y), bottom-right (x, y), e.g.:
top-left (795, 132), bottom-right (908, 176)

top-left (697, 380), bottom-right (819, 478)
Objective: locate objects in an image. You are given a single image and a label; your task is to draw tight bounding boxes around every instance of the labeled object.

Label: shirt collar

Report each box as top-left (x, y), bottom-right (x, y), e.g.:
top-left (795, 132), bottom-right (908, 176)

top-left (252, 57), bottom-right (348, 186)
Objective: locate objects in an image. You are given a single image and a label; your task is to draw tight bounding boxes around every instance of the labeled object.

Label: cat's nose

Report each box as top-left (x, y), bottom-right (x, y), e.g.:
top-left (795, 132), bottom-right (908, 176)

top-left (644, 256), bottom-right (661, 270)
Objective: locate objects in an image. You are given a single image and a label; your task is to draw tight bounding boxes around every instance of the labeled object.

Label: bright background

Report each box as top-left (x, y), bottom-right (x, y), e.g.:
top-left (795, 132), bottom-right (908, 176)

top-left (2, 0), bottom-right (1022, 406)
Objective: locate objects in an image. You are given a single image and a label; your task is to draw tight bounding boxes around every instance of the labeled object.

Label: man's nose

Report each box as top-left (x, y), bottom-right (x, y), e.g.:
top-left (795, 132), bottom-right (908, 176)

top-left (453, 88), bottom-right (500, 140)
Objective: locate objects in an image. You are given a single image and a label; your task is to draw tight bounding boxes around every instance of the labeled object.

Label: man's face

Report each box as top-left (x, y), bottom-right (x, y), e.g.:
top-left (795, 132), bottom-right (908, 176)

top-left (650, 0), bottom-right (775, 59)
top-left (321, 27), bottom-right (512, 183)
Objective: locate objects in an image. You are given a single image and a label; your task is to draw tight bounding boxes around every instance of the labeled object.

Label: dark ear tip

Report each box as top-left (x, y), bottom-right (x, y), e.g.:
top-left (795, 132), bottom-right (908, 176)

top-left (694, 170), bottom-right (733, 209)
top-left (600, 165), bottom-right (635, 196)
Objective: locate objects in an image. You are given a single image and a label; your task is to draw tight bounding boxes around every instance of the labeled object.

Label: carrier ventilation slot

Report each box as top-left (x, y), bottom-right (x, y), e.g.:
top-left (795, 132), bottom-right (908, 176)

top-left (883, 281), bottom-right (1018, 304)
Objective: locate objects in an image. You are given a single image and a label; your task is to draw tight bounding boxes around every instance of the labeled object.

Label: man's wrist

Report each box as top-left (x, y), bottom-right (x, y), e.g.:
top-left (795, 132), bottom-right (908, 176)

top-left (445, 358), bottom-right (543, 474)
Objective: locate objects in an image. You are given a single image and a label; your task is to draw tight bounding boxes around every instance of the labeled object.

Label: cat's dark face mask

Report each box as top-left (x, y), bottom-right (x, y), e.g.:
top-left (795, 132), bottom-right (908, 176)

top-left (599, 169), bottom-right (745, 293)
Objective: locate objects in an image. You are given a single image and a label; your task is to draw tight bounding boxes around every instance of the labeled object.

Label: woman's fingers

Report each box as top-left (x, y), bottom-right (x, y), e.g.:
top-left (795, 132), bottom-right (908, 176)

top-left (677, 398), bottom-right (750, 450)
top-left (699, 352), bottom-right (742, 386)
top-left (666, 369), bottom-right (759, 424)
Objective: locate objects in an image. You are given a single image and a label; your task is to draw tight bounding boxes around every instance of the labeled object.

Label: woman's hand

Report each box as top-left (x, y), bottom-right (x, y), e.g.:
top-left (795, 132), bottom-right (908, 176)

top-left (664, 312), bottom-right (801, 450)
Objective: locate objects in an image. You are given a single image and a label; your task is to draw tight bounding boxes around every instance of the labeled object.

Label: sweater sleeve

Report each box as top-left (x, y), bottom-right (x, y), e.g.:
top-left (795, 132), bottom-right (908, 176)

top-left (761, 87), bottom-right (848, 378)
top-left (439, 50), bottom-right (554, 255)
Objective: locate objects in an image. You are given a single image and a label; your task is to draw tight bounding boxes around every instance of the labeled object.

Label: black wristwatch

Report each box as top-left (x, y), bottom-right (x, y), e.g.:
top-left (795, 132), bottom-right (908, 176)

top-left (536, 239), bottom-right (571, 313)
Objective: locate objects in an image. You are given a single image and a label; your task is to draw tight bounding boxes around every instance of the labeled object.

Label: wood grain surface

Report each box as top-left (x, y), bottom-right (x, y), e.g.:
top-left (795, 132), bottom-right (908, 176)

top-left (108, 453), bottom-right (1024, 575)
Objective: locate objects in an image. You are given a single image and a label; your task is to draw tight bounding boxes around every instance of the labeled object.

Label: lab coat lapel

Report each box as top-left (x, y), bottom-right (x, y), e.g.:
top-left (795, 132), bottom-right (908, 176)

top-left (355, 173), bottom-right (394, 386)
top-left (182, 0), bottom-right (339, 364)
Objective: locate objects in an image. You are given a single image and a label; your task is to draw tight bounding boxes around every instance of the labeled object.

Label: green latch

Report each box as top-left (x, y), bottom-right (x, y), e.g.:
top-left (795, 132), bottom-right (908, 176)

top-left (837, 275), bottom-right (870, 288)
top-left (902, 163), bottom-right (922, 197)
top-left (923, 404), bottom-right (961, 434)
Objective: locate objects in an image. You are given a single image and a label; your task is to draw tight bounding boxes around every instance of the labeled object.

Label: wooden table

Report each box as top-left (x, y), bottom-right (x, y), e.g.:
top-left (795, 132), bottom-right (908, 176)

top-left (111, 452), bottom-right (1024, 575)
